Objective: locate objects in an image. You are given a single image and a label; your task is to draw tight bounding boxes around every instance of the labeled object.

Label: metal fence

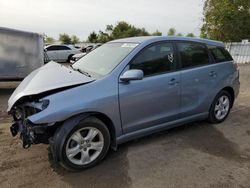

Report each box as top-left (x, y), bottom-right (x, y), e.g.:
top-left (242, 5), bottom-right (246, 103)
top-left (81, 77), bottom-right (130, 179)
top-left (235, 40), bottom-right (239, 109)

top-left (225, 42), bottom-right (250, 64)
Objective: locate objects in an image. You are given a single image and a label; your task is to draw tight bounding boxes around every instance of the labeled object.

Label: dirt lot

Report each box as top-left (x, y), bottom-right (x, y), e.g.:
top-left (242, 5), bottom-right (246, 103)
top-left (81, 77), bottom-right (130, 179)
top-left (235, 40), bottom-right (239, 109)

top-left (0, 65), bottom-right (250, 188)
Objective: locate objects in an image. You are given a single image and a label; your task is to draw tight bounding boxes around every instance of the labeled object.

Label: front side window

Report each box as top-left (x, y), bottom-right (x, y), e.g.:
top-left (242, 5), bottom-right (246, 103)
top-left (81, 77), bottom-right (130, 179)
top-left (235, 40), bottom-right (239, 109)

top-left (130, 43), bottom-right (175, 76)
top-left (208, 46), bottom-right (233, 63)
top-left (177, 42), bottom-right (209, 68)
top-left (73, 43), bottom-right (138, 76)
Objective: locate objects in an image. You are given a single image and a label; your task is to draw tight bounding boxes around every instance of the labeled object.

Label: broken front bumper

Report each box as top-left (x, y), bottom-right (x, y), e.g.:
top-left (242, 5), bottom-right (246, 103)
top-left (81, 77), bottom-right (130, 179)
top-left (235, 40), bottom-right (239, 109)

top-left (10, 120), bottom-right (35, 148)
top-left (10, 119), bottom-right (53, 149)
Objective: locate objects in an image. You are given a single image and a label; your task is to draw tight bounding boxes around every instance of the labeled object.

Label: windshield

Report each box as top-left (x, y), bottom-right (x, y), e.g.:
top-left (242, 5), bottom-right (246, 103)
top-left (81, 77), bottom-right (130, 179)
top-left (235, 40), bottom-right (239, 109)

top-left (72, 42), bottom-right (138, 76)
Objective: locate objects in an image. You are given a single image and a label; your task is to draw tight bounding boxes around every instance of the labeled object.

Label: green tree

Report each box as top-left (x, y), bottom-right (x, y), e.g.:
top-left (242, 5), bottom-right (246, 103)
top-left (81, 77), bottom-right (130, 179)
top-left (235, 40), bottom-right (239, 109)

top-left (151, 30), bottom-right (162, 36)
top-left (167, 28), bottom-right (176, 36)
top-left (86, 21), bottom-right (159, 43)
top-left (106, 25), bottom-right (113, 33)
top-left (111, 21), bottom-right (150, 39)
top-left (201, 0), bottom-right (250, 42)
top-left (59, 33), bottom-right (72, 44)
top-left (138, 28), bottom-right (150, 36)
top-left (43, 34), bottom-right (55, 44)
top-left (87, 32), bottom-right (98, 43)
top-left (111, 21), bottom-right (130, 39)
top-left (186, 33), bottom-right (195, 37)
top-left (177, 33), bottom-right (183, 37)
top-left (71, 35), bottom-right (80, 44)
top-left (97, 31), bottom-right (110, 43)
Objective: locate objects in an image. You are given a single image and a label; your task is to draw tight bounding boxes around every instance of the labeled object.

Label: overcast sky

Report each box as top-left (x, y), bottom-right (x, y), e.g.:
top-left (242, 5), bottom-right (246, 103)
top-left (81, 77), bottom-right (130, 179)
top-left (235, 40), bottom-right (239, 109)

top-left (0, 0), bottom-right (204, 40)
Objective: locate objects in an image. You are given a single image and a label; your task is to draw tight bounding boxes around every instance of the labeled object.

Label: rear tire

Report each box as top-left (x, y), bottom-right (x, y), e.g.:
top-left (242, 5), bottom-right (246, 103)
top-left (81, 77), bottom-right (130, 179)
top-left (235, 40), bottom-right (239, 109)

top-left (208, 90), bottom-right (232, 123)
top-left (54, 117), bottom-right (110, 171)
top-left (67, 54), bottom-right (74, 63)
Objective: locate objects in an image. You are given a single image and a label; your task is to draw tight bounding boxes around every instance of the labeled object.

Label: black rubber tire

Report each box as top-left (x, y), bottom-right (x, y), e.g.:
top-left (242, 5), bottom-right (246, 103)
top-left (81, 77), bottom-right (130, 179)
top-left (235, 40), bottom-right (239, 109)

top-left (208, 90), bottom-right (232, 124)
top-left (67, 54), bottom-right (74, 63)
top-left (56, 117), bottom-right (110, 171)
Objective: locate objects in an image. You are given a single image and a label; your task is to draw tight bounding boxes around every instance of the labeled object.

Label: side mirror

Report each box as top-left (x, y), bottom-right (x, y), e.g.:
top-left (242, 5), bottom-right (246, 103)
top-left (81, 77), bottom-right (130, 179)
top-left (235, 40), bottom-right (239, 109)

top-left (120, 69), bottom-right (144, 82)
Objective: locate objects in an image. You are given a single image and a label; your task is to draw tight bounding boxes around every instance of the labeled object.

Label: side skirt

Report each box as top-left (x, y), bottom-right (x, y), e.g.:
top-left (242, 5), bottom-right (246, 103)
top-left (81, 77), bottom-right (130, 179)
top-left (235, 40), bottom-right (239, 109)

top-left (116, 112), bottom-right (208, 145)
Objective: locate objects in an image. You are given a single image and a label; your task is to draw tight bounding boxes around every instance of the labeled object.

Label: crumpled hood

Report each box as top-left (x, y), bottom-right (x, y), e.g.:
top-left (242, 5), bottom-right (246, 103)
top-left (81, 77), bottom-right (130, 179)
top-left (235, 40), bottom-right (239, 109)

top-left (7, 61), bottom-right (94, 111)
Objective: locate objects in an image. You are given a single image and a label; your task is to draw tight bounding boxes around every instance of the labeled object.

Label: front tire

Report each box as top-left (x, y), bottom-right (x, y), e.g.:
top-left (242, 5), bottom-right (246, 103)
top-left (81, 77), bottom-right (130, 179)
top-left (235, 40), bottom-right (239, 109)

top-left (208, 90), bottom-right (232, 123)
top-left (55, 117), bottom-right (110, 171)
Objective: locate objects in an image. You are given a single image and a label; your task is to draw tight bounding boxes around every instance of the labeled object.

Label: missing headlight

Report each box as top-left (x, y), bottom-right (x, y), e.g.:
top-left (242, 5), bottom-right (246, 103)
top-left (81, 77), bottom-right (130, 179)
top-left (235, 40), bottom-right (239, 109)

top-left (14, 108), bottom-right (23, 120)
top-left (11, 99), bottom-right (50, 121)
top-left (13, 107), bottom-right (23, 121)
top-left (41, 99), bottom-right (49, 110)
top-left (25, 99), bottom-right (50, 111)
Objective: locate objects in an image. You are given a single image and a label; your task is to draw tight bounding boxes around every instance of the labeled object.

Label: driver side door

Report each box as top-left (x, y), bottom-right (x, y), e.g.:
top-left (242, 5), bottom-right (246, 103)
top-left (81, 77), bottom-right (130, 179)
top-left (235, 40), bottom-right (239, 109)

top-left (119, 42), bottom-right (181, 133)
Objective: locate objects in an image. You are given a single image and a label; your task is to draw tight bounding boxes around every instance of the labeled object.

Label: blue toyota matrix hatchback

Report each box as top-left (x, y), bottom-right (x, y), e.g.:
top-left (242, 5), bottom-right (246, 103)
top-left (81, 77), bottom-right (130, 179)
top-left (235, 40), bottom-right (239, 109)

top-left (8, 36), bottom-right (240, 170)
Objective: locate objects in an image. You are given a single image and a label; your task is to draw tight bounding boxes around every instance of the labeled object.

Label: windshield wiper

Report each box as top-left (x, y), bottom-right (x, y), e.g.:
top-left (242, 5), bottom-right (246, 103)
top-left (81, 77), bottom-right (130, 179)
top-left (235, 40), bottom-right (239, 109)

top-left (70, 65), bottom-right (91, 77)
top-left (78, 69), bottom-right (91, 77)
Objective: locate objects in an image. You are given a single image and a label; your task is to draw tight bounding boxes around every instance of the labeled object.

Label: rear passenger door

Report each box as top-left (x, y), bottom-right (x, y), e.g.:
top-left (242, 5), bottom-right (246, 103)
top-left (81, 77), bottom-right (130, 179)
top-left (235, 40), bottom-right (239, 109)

top-left (57, 46), bottom-right (72, 62)
top-left (177, 42), bottom-right (217, 117)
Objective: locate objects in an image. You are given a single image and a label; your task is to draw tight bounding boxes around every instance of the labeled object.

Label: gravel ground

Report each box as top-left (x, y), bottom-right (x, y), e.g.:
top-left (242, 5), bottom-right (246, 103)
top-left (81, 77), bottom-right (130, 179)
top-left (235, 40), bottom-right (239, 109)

top-left (0, 65), bottom-right (249, 188)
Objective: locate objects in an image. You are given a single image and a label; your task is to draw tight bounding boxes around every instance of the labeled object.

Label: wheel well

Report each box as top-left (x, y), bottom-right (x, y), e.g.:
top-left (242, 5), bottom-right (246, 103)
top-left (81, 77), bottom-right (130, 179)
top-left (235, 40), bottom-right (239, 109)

top-left (222, 86), bottom-right (235, 107)
top-left (90, 112), bottom-right (117, 149)
top-left (67, 54), bottom-right (74, 61)
top-left (50, 112), bottom-right (117, 150)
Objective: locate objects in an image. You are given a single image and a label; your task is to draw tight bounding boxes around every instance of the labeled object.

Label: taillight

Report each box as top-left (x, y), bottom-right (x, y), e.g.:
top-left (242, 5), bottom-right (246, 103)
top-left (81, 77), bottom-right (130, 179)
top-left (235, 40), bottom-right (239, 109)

top-left (233, 62), bottom-right (239, 70)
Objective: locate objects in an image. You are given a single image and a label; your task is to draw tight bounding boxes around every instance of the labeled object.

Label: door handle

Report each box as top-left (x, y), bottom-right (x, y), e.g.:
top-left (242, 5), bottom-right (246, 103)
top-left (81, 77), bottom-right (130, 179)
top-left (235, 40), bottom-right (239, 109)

top-left (168, 78), bottom-right (179, 86)
top-left (16, 65), bottom-right (26, 68)
top-left (209, 71), bottom-right (217, 77)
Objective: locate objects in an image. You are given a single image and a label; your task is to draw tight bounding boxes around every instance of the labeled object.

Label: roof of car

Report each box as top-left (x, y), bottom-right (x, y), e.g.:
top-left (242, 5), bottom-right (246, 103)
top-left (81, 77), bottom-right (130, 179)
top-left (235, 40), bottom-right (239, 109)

top-left (45, 44), bottom-right (77, 49)
top-left (109, 36), bottom-right (224, 47)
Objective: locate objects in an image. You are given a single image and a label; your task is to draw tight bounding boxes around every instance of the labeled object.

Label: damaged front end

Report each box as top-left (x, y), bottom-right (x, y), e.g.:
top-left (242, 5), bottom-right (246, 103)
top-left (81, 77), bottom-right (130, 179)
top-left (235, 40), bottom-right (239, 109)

top-left (7, 62), bottom-right (95, 149)
top-left (9, 99), bottom-right (54, 148)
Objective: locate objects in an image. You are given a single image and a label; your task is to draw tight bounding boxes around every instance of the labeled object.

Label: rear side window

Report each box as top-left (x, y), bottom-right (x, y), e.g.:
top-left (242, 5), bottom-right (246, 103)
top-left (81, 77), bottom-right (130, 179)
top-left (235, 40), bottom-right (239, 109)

top-left (177, 42), bottom-right (209, 69)
top-left (46, 45), bottom-right (71, 51)
top-left (46, 45), bottom-right (60, 51)
top-left (58, 46), bottom-right (71, 50)
top-left (208, 46), bottom-right (233, 63)
top-left (130, 42), bottom-right (175, 76)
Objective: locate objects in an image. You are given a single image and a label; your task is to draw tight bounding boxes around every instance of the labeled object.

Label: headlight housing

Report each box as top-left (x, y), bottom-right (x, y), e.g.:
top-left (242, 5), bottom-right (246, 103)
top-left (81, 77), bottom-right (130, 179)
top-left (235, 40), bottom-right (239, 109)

top-left (27, 99), bottom-right (50, 111)
top-left (40, 99), bottom-right (50, 110)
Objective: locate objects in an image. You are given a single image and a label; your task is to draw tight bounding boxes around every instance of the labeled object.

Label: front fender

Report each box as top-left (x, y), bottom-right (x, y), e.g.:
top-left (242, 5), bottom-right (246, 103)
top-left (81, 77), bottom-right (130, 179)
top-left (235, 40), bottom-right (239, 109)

top-left (27, 76), bottom-right (123, 138)
top-left (49, 113), bottom-right (90, 162)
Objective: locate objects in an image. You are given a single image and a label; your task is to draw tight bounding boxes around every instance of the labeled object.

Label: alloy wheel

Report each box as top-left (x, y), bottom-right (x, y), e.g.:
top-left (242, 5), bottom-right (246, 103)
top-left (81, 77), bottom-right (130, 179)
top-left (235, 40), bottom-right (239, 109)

top-left (214, 95), bottom-right (230, 120)
top-left (66, 127), bottom-right (104, 165)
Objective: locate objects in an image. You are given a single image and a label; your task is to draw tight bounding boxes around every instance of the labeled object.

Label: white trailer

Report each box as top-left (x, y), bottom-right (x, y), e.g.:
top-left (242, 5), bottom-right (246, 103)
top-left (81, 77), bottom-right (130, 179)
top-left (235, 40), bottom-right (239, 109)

top-left (0, 27), bottom-right (44, 80)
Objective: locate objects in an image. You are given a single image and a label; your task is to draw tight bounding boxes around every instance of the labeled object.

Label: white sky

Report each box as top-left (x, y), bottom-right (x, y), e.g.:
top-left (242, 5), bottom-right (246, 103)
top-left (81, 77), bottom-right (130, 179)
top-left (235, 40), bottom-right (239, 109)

top-left (0, 0), bottom-right (204, 40)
